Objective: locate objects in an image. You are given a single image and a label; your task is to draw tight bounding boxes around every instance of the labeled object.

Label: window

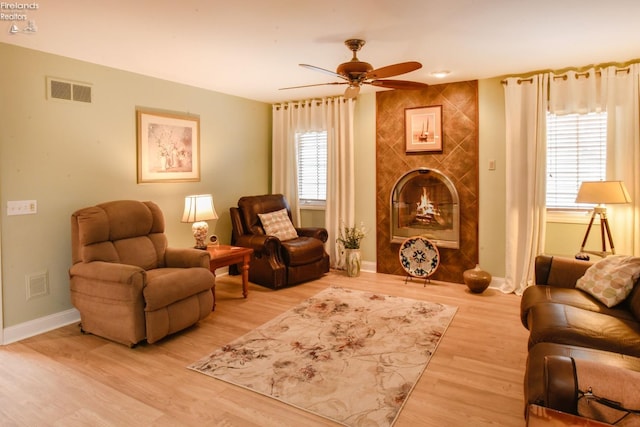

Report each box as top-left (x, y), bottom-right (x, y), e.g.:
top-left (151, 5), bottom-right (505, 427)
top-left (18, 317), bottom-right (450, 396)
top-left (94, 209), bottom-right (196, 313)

top-left (546, 112), bottom-right (607, 210)
top-left (296, 131), bottom-right (327, 205)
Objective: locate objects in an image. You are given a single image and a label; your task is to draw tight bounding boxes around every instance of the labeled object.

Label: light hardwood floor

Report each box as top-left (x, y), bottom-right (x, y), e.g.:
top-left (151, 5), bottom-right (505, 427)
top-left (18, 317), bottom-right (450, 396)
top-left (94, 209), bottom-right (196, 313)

top-left (0, 271), bottom-right (529, 426)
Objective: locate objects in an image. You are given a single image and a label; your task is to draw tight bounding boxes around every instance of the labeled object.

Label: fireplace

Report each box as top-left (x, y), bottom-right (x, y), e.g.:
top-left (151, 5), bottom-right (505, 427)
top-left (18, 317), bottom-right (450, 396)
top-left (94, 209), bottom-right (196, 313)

top-left (390, 168), bottom-right (460, 249)
top-left (376, 82), bottom-right (477, 282)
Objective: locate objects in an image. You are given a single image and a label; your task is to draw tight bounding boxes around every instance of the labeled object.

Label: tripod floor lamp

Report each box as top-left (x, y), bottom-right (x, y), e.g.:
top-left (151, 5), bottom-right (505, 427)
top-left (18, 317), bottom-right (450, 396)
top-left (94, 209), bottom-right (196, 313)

top-left (575, 180), bottom-right (631, 259)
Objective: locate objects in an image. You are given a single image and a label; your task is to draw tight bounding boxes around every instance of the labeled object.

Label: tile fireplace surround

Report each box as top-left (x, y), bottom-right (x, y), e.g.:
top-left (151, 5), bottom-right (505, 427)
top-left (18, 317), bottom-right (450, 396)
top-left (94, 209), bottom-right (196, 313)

top-left (376, 81), bottom-right (479, 284)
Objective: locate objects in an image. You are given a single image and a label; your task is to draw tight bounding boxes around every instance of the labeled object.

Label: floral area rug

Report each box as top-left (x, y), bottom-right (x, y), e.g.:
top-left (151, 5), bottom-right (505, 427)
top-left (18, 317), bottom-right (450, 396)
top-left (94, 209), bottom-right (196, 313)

top-left (188, 287), bottom-right (457, 426)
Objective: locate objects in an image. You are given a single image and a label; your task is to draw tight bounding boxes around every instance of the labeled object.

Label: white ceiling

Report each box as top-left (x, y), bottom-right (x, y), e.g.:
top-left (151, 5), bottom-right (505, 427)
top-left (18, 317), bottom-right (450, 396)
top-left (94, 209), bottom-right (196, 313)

top-left (3, 0), bottom-right (640, 103)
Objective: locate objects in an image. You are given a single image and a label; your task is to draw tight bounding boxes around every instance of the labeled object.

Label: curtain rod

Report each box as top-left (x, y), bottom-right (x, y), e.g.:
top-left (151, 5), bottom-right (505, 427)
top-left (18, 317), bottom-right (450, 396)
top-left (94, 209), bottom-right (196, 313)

top-left (501, 64), bottom-right (632, 85)
top-left (273, 96), bottom-right (348, 110)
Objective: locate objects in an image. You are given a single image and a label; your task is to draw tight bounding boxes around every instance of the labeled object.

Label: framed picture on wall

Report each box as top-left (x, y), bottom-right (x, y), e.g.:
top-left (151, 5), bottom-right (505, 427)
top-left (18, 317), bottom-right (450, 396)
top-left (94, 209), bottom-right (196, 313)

top-left (136, 108), bottom-right (200, 183)
top-left (405, 105), bottom-right (443, 153)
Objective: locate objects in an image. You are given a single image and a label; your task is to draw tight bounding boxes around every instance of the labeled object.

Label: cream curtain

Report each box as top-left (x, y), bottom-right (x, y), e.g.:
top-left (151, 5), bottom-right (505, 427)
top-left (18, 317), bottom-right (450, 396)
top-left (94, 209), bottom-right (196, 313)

top-left (272, 103), bottom-right (302, 225)
top-left (325, 97), bottom-right (356, 269)
top-left (502, 74), bottom-right (549, 295)
top-left (601, 64), bottom-right (640, 256)
top-left (271, 97), bottom-right (356, 267)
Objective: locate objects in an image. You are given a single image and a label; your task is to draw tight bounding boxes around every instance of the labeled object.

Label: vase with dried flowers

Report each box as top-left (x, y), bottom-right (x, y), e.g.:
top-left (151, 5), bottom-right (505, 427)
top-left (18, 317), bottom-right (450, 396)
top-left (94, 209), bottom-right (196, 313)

top-left (337, 222), bottom-right (366, 277)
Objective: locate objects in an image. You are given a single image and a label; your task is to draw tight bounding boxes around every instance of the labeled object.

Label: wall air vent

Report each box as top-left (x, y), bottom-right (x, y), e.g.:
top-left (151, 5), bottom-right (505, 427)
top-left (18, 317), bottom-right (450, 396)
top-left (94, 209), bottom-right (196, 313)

top-left (26, 270), bottom-right (49, 300)
top-left (46, 77), bottom-right (92, 103)
top-left (49, 79), bottom-right (71, 100)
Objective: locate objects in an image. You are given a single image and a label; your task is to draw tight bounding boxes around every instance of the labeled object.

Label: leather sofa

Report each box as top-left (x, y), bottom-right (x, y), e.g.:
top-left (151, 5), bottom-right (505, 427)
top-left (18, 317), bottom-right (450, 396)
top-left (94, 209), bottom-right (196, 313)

top-left (230, 194), bottom-right (330, 289)
top-left (521, 255), bottom-right (640, 422)
top-left (70, 200), bottom-right (215, 347)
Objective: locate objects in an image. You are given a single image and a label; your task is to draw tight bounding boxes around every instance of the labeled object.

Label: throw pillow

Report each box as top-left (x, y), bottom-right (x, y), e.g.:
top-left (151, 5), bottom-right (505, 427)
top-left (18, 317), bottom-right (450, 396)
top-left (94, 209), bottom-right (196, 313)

top-left (258, 208), bottom-right (298, 241)
top-left (576, 255), bottom-right (640, 307)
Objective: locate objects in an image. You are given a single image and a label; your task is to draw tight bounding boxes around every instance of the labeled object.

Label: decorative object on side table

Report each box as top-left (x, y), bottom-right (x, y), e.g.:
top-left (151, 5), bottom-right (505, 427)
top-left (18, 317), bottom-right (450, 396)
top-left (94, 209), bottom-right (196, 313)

top-left (337, 222), bottom-right (366, 277)
top-left (181, 194), bottom-right (218, 249)
top-left (463, 264), bottom-right (492, 293)
top-left (399, 236), bottom-right (440, 285)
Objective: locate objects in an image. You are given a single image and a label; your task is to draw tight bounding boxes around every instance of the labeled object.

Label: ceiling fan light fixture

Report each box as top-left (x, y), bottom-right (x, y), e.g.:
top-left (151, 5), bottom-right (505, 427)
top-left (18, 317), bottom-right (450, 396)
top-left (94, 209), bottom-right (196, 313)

top-left (344, 85), bottom-right (360, 99)
top-left (430, 70), bottom-right (451, 79)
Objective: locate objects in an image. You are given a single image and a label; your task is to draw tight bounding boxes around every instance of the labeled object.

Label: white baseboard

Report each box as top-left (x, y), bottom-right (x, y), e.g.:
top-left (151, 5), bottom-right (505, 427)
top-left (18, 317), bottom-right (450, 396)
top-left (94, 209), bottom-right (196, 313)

top-left (361, 260), bottom-right (376, 272)
top-left (2, 308), bottom-right (80, 345)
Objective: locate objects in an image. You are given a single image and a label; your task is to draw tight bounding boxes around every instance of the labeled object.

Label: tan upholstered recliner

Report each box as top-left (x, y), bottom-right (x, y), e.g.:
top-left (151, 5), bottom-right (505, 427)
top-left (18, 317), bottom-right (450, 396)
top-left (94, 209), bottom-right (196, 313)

top-left (230, 194), bottom-right (330, 289)
top-left (69, 200), bottom-right (214, 347)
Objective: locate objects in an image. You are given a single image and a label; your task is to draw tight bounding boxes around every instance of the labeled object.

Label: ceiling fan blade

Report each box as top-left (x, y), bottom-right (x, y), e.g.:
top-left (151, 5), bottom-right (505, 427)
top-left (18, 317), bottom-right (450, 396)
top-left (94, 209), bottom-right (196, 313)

top-left (280, 82), bottom-right (347, 90)
top-left (366, 61), bottom-right (422, 79)
top-left (344, 86), bottom-right (360, 99)
top-left (299, 64), bottom-right (349, 81)
top-left (369, 79), bottom-right (429, 90)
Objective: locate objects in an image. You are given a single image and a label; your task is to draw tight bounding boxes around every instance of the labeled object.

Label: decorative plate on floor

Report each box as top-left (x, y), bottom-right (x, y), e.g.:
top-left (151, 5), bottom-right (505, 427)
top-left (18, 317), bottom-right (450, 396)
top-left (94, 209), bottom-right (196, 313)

top-left (399, 236), bottom-right (440, 278)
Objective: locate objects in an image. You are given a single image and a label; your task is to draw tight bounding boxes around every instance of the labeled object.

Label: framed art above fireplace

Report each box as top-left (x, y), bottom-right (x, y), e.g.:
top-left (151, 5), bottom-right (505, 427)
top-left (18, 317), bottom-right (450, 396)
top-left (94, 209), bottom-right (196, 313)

top-left (404, 105), bottom-right (443, 153)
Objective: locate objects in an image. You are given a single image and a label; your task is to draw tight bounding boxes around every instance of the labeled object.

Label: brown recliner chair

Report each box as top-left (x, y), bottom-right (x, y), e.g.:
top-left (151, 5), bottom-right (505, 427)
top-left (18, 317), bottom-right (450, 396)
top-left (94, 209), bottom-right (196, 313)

top-left (69, 200), bottom-right (214, 347)
top-left (230, 194), bottom-right (330, 289)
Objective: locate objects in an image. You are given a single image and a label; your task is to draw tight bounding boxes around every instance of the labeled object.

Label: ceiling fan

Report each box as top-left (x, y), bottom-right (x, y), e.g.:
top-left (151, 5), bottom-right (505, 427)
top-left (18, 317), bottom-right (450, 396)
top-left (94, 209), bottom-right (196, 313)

top-left (281, 39), bottom-right (429, 99)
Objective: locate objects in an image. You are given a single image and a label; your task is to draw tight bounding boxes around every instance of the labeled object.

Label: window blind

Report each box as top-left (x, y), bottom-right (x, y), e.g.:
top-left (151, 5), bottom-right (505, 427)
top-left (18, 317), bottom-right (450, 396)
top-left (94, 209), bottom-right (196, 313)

top-left (297, 131), bottom-right (327, 202)
top-left (546, 112), bottom-right (607, 210)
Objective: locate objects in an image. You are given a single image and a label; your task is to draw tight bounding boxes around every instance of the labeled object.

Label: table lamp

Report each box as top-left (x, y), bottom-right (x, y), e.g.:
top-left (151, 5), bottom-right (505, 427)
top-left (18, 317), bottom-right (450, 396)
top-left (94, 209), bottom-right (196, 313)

top-left (575, 180), bottom-right (631, 259)
top-left (181, 194), bottom-right (218, 249)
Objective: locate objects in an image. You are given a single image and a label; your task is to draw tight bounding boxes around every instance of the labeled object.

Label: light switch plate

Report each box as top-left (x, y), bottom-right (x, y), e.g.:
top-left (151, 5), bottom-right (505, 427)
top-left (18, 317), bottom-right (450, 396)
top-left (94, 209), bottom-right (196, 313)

top-left (7, 200), bottom-right (37, 216)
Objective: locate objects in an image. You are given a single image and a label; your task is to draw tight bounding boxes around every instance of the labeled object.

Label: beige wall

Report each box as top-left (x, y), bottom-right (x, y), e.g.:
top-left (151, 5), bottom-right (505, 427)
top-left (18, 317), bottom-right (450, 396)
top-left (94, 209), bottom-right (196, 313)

top-left (1, 42), bottom-right (588, 333)
top-left (545, 222), bottom-right (591, 256)
top-left (478, 78), bottom-right (507, 277)
top-left (0, 43), bottom-right (271, 327)
top-left (352, 93), bottom-right (377, 263)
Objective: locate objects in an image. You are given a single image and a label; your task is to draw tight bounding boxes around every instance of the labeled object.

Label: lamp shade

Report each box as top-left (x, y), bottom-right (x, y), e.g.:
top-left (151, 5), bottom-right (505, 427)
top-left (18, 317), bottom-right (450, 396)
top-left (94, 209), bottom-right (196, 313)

top-left (181, 194), bottom-right (218, 223)
top-left (575, 181), bottom-right (632, 205)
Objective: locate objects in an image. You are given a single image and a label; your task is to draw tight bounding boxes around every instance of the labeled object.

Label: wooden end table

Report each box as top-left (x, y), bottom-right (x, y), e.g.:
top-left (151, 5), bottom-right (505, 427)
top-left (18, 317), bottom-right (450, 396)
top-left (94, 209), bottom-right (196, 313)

top-left (206, 244), bottom-right (253, 298)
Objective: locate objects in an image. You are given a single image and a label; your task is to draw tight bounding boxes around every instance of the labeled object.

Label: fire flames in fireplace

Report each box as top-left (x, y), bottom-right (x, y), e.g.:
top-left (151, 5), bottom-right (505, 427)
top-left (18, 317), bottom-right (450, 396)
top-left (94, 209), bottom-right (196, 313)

top-left (415, 187), bottom-right (445, 226)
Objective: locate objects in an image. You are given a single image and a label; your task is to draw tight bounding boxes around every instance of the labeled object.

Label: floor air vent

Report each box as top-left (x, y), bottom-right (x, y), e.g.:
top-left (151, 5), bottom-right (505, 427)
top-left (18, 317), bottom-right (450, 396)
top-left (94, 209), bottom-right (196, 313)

top-left (47, 77), bottom-right (92, 103)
